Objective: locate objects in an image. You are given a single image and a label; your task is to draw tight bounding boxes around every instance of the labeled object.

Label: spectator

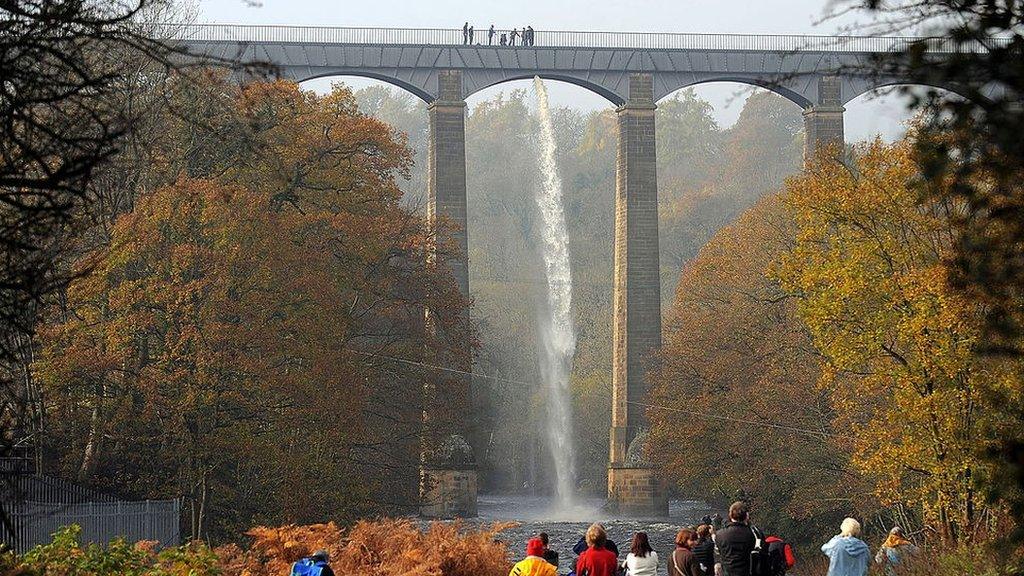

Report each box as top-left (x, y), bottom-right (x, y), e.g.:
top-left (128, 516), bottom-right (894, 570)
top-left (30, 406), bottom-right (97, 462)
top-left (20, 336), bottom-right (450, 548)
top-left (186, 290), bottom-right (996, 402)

top-left (670, 528), bottom-right (702, 576)
top-left (821, 518), bottom-right (870, 576)
top-left (765, 534), bottom-right (796, 576)
top-left (576, 523), bottom-right (618, 576)
top-left (500, 33), bottom-right (507, 46)
top-left (290, 550), bottom-right (335, 576)
top-left (468, 25), bottom-right (474, 44)
top-left (462, 22), bottom-right (468, 44)
top-left (622, 532), bottom-right (658, 576)
top-left (538, 532), bottom-right (559, 567)
top-left (510, 28), bottom-right (519, 46)
top-left (526, 25), bottom-right (535, 46)
top-left (693, 525), bottom-right (715, 576)
top-left (510, 538), bottom-right (557, 576)
top-left (488, 24), bottom-right (495, 45)
top-left (714, 501), bottom-right (766, 576)
top-left (874, 527), bottom-right (918, 576)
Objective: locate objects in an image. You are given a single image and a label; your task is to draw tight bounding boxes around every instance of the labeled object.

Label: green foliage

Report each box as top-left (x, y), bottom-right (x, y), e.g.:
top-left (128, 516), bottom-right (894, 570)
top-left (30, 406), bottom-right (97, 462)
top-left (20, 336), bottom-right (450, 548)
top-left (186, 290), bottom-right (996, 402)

top-left (14, 525), bottom-right (220, 576)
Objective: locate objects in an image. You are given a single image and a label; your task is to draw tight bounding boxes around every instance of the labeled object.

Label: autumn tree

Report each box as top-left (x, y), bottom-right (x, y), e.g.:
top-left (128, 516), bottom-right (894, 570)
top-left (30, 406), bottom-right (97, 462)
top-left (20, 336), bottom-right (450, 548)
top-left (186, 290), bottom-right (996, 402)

top-left (776, 138), bottom-right (1018, 542)
top-left (35, 80), bottom-right (473, 541)
top-left (648, 193), bottom-right (861, 544)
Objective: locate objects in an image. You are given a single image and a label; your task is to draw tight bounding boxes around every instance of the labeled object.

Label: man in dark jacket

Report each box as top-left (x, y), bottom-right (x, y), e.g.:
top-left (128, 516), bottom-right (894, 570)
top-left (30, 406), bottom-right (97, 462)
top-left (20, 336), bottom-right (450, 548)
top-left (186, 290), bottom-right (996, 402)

top-left (714, 501), bottom-right (765, 576)
top-left (538, 532), bottom-right (559, 567)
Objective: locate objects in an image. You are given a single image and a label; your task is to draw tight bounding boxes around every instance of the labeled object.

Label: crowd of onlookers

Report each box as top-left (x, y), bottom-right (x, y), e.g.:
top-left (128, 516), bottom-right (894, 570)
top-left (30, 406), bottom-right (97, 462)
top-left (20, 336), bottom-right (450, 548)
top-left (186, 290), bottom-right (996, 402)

top-left (462, 22), bottom-right (537, 46)
top-left (288, 500), bottom-right (921, 576)
top-left (506, 501), bottom-right (920, 576)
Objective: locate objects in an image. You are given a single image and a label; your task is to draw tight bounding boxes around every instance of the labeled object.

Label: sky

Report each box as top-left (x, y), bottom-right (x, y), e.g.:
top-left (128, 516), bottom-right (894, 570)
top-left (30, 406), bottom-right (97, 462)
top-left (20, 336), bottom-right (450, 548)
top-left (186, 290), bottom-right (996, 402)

top-left (191, 0), bottom-right (920, 140)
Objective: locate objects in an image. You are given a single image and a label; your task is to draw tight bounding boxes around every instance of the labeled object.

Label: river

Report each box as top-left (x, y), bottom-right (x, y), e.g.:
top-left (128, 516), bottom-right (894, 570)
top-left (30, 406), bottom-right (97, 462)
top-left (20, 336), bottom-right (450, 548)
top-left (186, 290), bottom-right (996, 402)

top-left (457, 494), bottom-right (709, 573)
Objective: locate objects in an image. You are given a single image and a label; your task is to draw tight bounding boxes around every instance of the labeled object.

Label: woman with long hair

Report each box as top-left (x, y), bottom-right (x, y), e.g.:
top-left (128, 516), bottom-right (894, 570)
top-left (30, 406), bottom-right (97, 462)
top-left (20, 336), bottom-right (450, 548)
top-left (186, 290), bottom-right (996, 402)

top-left (622, 532), bottom-right (658, 576)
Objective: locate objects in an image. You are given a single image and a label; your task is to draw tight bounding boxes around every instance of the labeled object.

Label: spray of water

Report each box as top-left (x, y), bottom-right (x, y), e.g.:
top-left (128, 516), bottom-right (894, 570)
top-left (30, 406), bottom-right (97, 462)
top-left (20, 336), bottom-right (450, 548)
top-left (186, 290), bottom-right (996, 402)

top-left (532, 76), bottom-right (578, 508)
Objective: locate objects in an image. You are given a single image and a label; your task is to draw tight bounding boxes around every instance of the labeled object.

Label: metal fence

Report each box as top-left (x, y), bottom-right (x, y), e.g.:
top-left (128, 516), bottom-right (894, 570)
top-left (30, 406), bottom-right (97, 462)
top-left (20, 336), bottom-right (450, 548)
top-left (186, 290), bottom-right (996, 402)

top-left (6, 499), bottom-right (181, 554)
top-left (149, 23), bottom-right (1011, 53)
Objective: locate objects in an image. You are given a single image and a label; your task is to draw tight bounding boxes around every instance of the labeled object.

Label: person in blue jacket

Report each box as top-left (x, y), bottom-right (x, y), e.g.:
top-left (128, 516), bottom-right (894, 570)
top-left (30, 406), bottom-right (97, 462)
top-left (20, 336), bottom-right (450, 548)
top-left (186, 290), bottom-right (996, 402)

top-left (290, 550), bottom-right (335, 576)
top-left (821, 518), bottom-right (870, 576)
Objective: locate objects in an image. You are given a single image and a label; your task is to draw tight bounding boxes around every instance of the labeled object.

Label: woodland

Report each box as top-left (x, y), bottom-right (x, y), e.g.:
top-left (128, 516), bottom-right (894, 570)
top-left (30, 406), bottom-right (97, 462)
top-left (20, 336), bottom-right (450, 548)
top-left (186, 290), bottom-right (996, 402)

top-left (3, 0), bottom-right (1024, 572)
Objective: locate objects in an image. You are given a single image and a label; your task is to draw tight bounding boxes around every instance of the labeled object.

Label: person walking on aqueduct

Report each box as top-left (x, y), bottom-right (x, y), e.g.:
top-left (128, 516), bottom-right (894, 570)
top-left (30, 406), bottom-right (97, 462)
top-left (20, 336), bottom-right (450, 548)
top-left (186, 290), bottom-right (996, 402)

top-left (510, 538), bottom-right (557, 576)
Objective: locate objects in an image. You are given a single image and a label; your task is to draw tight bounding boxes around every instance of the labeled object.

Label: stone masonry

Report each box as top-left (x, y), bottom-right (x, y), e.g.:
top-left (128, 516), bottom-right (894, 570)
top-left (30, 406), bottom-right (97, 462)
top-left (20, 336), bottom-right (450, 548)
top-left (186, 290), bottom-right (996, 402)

top-left (802, 75), bottom-right (846, 164)
top-left (422, 70), bottom-right (476, 518)
top-left (607, 74), bottom-right (666, 516)
top-left (427, 70), bottom-right (470, 295)
top-left (610, 73), bottom-right (662, 468)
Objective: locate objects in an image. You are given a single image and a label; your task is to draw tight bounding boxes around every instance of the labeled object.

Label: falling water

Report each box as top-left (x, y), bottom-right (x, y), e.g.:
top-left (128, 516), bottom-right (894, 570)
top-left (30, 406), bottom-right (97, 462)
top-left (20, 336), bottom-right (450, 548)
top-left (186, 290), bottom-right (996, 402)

top-left (532, 76), bottom-right (578, 509)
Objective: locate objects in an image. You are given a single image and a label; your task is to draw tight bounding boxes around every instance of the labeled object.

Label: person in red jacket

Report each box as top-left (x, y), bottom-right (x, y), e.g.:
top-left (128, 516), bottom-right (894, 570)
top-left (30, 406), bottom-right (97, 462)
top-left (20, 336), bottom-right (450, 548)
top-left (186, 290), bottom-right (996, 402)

top-left (576, 523), bottom-right (618, 576)
top-left (765, 536), bottom-right (796, 575)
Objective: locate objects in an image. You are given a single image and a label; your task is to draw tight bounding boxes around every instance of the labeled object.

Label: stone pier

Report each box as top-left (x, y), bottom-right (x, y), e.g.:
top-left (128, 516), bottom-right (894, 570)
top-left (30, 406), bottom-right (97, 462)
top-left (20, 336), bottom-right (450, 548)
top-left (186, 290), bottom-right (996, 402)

top-left (421, 70), bottom-right (477, 518)
top-left (607, 73), bottom-right (668, 517)
top-left (802, 75), bottom-right (845, 164)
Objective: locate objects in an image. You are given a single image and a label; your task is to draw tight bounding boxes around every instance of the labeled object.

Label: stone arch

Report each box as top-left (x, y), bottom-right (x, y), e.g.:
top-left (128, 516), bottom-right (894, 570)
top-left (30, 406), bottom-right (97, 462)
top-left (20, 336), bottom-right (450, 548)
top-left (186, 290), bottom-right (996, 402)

top-left (657, 76), bottom-right (813, 110)
top-left (464, 73), bottom-right (625, 106)
top-left (294, 69), bottom-right (435, 103)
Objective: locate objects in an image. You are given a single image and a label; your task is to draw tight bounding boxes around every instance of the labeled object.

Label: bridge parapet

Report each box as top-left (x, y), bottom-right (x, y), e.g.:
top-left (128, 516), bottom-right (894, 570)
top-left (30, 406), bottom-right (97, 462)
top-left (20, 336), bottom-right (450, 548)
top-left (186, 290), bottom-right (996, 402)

top-left (154, 23), bottom-right (1004, 53)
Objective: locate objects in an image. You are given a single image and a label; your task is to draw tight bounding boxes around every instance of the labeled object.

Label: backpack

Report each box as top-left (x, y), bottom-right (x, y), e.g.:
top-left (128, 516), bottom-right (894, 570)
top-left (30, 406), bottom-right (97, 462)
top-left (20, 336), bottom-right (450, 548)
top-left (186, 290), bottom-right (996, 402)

top-left (290, 558), bottom-right (327, 576)
top-left (766, 540), bottom-right (790, 575)
top-left (749, 527), bottom-right (770, 576)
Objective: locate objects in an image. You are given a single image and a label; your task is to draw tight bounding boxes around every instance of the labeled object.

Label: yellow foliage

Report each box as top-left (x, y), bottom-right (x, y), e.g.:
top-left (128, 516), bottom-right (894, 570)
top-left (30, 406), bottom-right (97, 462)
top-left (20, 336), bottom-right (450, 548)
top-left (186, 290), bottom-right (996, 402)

top-left (775, 138), bottom-right (1013, 539)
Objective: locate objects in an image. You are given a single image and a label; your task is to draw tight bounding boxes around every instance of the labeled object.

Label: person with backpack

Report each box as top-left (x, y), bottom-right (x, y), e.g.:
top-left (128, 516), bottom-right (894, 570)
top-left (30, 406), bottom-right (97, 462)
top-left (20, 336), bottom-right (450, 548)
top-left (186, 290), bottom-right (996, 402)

top-left (821, 518), bottom-right (870, 576)
top-left (290, 550), bottom-right (334, 576)
top-left (510, 538), bottom-right (557, 576)
top-left (764, 535), bottom-right (795, 575)
top-left (693, 525), bottom-right (715, 576)
top-left (713, 501), bottom-right (768, 576)
top-left (873, 527), bottom-right (918, 576)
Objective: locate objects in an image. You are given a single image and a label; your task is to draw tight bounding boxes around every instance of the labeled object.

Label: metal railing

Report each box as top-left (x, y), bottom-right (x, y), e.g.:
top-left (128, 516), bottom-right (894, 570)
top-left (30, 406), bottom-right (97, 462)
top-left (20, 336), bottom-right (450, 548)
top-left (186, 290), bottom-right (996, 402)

top-left (149, 23), bottom-right (1010, 53)
top-left (4, 499), bottom-right (181, 553)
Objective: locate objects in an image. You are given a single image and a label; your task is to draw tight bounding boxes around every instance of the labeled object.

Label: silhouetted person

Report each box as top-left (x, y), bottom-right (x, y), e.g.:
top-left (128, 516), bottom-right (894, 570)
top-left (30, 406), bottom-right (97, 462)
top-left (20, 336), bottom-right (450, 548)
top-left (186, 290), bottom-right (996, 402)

top-left (510, 28), bottom-right (519, 46)
top-left (462, 22), bottom-right (468, 44)
top-left (488, 24), bottom-right (495, 45)
top-left (468, 25), bottom-right (474, 44)
top-left (500, 33), bottom-right (507, 46)
top-left (526, 26), bottom-right (535, 46)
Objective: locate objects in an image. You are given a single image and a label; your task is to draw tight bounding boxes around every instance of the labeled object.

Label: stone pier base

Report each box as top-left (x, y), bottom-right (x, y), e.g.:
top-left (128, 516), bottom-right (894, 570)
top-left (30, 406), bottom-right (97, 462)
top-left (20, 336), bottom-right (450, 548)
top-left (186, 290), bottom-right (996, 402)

top-left (607, 465), bottom-right (668, 517)
top-left (420, 467), bottom-right (478, 519)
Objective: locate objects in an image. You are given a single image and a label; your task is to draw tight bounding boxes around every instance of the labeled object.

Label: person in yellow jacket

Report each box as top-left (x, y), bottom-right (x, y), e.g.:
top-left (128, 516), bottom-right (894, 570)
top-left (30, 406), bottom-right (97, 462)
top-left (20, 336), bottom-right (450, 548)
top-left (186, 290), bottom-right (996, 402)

top-left (510, 538), bottom-right (557, 576)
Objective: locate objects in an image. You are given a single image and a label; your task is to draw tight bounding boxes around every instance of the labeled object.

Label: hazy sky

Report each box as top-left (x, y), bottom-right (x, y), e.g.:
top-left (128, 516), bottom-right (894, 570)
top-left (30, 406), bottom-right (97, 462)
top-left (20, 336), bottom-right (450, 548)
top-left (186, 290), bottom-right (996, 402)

top-left (193, 0), bottom-right (918, 140)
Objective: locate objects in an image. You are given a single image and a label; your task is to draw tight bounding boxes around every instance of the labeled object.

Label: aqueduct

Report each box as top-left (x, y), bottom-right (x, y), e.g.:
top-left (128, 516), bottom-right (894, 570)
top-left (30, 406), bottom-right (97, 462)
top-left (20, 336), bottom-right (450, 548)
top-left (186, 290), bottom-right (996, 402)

top-left (167, 24), bottom-right (986, 517)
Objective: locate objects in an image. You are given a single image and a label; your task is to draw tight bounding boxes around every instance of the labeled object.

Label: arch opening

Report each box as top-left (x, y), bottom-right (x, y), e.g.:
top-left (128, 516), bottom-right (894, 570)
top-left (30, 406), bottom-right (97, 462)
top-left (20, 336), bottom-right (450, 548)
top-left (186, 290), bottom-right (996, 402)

top-left (297, 70), bottom-right (434, 103)
top-left (467, 74), bottom-right (624, 107)
top-left (843, 83), bottom-right (964, 143)
top-left (657, 77), bottom-right (813, 110)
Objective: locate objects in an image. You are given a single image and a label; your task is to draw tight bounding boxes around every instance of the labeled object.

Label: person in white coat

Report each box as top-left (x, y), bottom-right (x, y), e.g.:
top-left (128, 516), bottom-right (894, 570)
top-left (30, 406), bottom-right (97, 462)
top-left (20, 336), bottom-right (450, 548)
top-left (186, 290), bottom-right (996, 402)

top-left (622, 532), bottom-right (659, 576)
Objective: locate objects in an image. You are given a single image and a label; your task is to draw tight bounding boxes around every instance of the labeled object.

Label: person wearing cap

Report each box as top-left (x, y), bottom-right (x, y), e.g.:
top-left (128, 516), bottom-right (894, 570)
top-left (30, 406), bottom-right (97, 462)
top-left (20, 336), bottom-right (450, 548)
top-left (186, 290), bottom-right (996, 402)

top-left (510, 538), bottom-right (557, 576)
top-left (874, 527), bottom-right (918, 576)
top-left (290, 550), bottom-right (335, 576)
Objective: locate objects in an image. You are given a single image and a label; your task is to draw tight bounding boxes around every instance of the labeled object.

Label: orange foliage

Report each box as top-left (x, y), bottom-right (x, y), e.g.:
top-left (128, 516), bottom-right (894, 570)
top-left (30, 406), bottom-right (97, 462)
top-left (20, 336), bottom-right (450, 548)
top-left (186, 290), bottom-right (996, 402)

top-left (216, 520), bottom-right (515, 576)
